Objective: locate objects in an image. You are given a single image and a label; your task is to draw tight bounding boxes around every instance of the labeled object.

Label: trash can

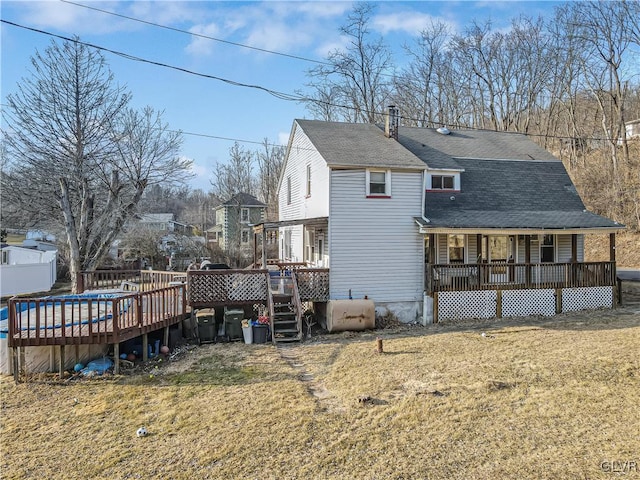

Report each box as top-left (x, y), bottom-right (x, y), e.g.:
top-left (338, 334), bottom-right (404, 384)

top-left (196, 309), bottom-right (216, 344)
top-left (252, 324), bottom-right (269, 344)
top-left (224, 308), bottom-right (244, 340)
top-left (241, 320), bottom-right (253, 344)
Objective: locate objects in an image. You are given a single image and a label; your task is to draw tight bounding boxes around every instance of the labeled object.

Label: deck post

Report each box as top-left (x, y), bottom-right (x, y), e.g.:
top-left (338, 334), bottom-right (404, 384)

top-left (261, 228), bottom-right (267, 269)
top-left (59, 345), bottom-right (66, 377)
top-left (74, 345), bottom-right (80, 366)
top-left (113, 343), bottom-right (120, 375)
top-left (555, 289), bottom-right (563, 314)
top-left (12, 347), bottom-right (19, 383)
top-left (142, 333), bottom-right (148, 362)
top-left (496, 290), bottom-right (502, 318)
top-left (163, 326), bottom-right (170, 347)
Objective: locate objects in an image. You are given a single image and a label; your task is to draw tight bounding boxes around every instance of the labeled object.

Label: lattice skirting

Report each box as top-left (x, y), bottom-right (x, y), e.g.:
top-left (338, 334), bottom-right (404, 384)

top-left (437, 291), bottom-right (497, 321)
top-left (435, 287), bottom-right (614, 322)
top-left (562, 287), bottom-right (613, 312)
top-left (502, 289), bottom-right (556, 317)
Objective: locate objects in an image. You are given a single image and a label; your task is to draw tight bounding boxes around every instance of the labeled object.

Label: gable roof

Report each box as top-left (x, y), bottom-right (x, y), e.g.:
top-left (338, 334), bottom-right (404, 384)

top-left (287, 119), bottom-right (621, 231)
top-left (295, 119), bottom-right (427, 170)
top-left (220, 192), bottom-right (266, 207)
top-left (396, 127), bottom-right (558, 170)
top-left (139, 213), bottom-right (174, 224)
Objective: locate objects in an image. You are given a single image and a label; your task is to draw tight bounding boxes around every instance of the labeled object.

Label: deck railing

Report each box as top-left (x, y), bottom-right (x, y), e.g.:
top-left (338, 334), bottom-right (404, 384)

top-left (187, 269), bottom-right (270, 308)
top-left (294, 268), bottom-right (330, 302)
top-left (426, 261), bottom-right (616, 293)
top-left (8, 284), bottom-right (186, 348)
top-left (78, 269), bottom-right (186, 293)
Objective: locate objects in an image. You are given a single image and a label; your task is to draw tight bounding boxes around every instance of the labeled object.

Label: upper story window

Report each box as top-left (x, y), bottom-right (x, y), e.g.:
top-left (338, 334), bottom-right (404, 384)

top-left (306, 164), bottom-right (311, 197)
top-left (366, 169), bottom-right (391, 197)
top-left (287, 176), bottom-right (292, 205)
top-left (431, 175), bottom-right (455, 190)
top-left (241, 208), bottom-right (249, 223)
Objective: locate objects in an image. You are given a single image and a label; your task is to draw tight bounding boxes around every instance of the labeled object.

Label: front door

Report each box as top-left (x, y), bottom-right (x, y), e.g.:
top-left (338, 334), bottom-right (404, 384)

top-left (482, 235), bottom-right (514, 283)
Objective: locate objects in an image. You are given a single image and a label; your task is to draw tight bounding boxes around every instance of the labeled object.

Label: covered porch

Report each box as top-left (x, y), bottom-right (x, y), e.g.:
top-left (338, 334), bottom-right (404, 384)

top-left (419, 226), bottom-right (622, 323)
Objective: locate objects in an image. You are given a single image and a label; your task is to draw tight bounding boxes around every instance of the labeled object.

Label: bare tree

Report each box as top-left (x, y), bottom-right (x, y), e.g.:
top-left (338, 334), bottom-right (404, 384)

top-left (304, 3), bottom-right (393, 123)
top-left (1, 38), bottom-right (189, 291)
top-left (211, 142), bottom-right (256, 200)
top-left (393, 21), bottom-right (452, 127)
top-left (256, 138), bottom-right (284, 220)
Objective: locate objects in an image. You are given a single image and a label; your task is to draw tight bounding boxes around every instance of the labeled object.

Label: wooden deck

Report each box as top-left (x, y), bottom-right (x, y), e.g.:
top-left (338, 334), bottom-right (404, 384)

top-left (8, 285), bottom-right (187, 348)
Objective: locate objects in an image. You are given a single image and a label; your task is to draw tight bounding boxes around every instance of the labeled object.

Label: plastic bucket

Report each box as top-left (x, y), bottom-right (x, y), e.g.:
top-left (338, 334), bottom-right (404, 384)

top-left (242, 325), bottom-right (253, 344)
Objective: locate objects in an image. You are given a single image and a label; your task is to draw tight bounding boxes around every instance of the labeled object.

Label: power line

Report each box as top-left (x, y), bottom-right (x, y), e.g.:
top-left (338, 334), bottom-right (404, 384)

top-left (59, 0), bottom-right (331, 67)
top-left (0, 19), bottom-right (305, 102)
top-left (0, 20), bottom-right (617, 144)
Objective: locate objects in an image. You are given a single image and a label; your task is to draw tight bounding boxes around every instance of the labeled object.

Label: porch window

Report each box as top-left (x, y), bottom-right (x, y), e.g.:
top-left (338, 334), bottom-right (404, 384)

top-left (541, 234), bottom-right (555, 262)
top-left (431, 175), bottom-right (454, 190)
top-left (449, 234), bottom-right (465, 263)
top-left (241, 208), bottom-right (249, 223)
top-left (366, 169), bottom-right (391, 197)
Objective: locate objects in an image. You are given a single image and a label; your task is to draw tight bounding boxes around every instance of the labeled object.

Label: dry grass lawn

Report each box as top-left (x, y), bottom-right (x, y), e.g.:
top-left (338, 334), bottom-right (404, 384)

top-left (2, 283), bottom-right (640, 479)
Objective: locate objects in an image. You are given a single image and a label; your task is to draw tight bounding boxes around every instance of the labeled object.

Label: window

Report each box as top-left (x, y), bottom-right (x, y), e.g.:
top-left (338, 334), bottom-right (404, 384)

top-left (241, 229), bottom-right (250, 244)
top-left (431, 175), bottom-right (455, 189)
top-left (449, 234), bottom-right (465, 263)
top-left (306, 164), bottom-right (311, 197)
top-left (241, 208), bottom-right (249, 223)
top-left (541, 234), bottom-right (554, 262)
top-left (287, 176), bottom-right (292, 205)
top-left (366, 169), bottom-right (391, 197)
top-left (1, 250), bottom-right (7, 265)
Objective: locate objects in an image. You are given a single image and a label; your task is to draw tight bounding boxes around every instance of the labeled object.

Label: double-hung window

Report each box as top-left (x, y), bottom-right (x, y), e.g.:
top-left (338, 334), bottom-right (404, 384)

top-left (306, 164), bottom-right (311, 197)
top-left (431, 175), bottom-right (455, 190)
top-left (366, 169), bottom-right (391, 197)
top-left (241, 208), bottom-right (249, 223)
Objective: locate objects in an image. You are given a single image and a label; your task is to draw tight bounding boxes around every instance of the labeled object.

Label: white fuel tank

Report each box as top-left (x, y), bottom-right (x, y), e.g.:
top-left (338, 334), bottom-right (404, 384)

top-left (326, 299), bottom-right (375, 332)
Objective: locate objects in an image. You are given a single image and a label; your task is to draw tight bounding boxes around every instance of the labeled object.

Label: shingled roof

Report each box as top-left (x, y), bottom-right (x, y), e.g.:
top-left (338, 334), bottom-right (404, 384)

top-left (221, 192), bottom-right (265, 207)
top-left (295, 120), bottom-right (426, 170)
top-left (292, 119), bottom-right (622, 231)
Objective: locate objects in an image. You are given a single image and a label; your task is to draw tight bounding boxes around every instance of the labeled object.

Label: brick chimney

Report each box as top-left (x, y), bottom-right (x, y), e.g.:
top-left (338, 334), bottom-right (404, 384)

top-left (385, 105), bottom-right (399, 140)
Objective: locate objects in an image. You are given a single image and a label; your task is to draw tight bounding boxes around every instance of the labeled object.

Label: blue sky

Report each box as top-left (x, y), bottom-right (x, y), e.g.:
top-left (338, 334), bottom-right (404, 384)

top-left (1, 1), bottom-right (563, 191)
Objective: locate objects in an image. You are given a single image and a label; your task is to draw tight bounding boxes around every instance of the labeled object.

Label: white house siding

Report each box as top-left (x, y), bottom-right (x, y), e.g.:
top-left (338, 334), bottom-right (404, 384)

top-left (278, 124), bottom-right (330, 222)
top-left (278, 124), bottom-right (330, 262)
top-left (329, 169), bottom-right (424, 322)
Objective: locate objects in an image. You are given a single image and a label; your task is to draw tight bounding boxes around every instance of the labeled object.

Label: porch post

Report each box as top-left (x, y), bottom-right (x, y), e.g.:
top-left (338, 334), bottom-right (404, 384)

top-left (609, 233), bottom-right (616, 263)
top-left (476, 234), bottom-right (483, 288)
top-left (570, 234), bottom-right (578, 286)
top-left (262, 228), bottom-right (267, 269)
top-left (525, 235), bottom-right (532, 286)
top-left (253, 231), bottom-right (259, 268)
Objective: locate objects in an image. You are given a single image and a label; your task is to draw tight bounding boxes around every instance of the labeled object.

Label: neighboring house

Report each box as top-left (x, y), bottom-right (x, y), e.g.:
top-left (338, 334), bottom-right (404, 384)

top-left (275, 110), bottom-right (622, 323)
top-left (625, 119), bottom-right (640, 139)
top-left (133, 213), bottom-right (193, 234)
top-left (207, 193), bottom-right (266, 252)
top-left (0, 244), bottom-right (57, 297)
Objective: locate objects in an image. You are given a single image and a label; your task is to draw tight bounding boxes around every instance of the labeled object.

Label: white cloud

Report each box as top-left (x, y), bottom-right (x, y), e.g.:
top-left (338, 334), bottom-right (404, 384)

top-left (278, 131), bottom-right (290, 147)
top-left (15, 0), bottom-right (131, 34)
top-left (186, 23), bottom-right (222, 57)
top-left (372, 11), bottom-right (457, 37)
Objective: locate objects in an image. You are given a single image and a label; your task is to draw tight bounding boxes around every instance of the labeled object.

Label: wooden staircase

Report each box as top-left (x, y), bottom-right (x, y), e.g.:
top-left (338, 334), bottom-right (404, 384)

top-left (268, 272), bottom-right (303, 343)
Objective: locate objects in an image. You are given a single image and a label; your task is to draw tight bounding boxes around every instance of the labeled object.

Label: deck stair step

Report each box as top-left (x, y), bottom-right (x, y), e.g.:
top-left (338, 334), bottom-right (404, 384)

top-left (269, 273), bottom-right (303, 344)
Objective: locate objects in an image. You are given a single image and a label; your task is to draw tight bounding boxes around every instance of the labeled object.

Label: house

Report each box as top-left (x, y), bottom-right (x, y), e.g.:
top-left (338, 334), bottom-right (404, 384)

top-left (625, 119), bottom-right (640, 139)
top-left (207, 193), bottom-right (266, 252)
top-left (274, 109), bottom-right (623, 323)
top-left (0, 244), bottom-right (57, 297)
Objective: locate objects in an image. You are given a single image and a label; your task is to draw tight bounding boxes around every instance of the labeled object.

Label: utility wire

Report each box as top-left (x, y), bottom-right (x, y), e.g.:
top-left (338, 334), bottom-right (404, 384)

top-left (59, 0), bottom-right (331, 66)
top-left (0, 19), bottom-right (305, 102)
top-left (1, 19), bottom-right (615, 143)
